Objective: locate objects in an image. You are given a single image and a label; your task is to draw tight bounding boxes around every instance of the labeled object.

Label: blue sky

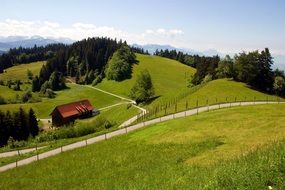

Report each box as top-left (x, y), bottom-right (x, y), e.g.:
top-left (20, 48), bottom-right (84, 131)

top-left (1, 0), bottom-right (285, 56)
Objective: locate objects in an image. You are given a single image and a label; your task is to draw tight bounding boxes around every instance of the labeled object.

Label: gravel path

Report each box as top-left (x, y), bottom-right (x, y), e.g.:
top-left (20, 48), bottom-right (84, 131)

top-left (0, 146), bottom-right (46, 158)
top-left (0, 101), bottom-right (281, 173)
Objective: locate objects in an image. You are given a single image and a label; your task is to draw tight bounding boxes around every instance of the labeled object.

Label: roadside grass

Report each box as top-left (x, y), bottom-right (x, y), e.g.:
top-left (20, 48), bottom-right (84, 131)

top-left (96, 54), bottom-right (196, 101)
top-left (0, 83), bottom-right (122, 118)
top-left (0, 61), bottom-right (45, 81)
top-left (1, 104), bottom-right (285, 189)
top-left (0, 104), bottom-right (140, 166)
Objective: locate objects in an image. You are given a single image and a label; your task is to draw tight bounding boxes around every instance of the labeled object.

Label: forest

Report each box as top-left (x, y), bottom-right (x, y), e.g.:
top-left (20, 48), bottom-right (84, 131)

top-left (0, 108), bottom-right (39, 146)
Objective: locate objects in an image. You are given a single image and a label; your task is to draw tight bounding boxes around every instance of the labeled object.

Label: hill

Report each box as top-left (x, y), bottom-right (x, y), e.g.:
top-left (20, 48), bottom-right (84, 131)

top-left (1, 104), bottom-right (285, 189)
top-left (96, 54), bottom-right (196, 101)
top-left (143, 78), bottom-right (282, 119)
top-left (0, 61), bottom-right (45, 81)
top-left (0, 83), bottom-right (122, 118)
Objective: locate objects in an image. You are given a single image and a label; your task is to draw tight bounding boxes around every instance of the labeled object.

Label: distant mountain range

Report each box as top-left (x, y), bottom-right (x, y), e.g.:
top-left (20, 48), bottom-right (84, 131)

top-left (0, 35), bottom-right (74, 52)
top-left (132, 43), bottom-right (220, 56)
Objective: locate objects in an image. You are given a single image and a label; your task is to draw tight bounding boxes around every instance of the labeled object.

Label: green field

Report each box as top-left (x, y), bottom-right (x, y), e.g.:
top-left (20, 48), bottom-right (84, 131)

top-left (1, 104), bottom-right (285, 189)
top-left (0, 83), bottom-right (122, 118)
top-left (0, 61), bottom-right (45, 101)
top-left (76, 103), bottom-right (139, 127)
top-left (0, 61), bottom-right (45, 81)
top-left (0, 85), bottom-right (24, 100)
top-left (0, 103), bottom-right (140, 166)
top-left (144, 78), bottom-right (283, 118)
top-left (97, 54), bottom-right (196, 101)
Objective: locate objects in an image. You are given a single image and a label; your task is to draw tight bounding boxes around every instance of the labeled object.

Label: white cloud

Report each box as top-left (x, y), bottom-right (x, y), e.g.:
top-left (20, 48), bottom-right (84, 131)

top-left (3, 19), bottom-right (283, 57)
top-left (0, 19), bottom-right (184, 48)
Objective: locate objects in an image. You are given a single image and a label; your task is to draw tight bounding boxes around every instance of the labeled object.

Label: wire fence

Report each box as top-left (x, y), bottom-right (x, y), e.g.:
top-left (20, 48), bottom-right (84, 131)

top-left (135, 96), bottom-right (284, 123)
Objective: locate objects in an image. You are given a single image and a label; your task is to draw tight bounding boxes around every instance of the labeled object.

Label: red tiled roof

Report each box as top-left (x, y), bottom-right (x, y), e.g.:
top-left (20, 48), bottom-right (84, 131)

top-left (51, 99), bottom-right (94, 118)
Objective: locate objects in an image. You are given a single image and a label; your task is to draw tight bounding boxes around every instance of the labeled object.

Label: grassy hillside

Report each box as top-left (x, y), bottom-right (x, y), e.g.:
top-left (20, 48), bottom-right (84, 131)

top-left (0, 61), bottom-right (45, 81)
top-left (96, 54), bottom-right (196, 100)
top-left (1, 104), bottom-right (285, 189)
top-left (0, 83), bottom-right (122, 118)
top-left (0, 85), bottom-right (24, 100)
top-left (145, 78), bottom-right (283, 118)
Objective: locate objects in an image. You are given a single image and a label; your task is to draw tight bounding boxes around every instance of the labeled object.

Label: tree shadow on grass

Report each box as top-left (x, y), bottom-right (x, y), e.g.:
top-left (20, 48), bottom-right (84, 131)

top-left (140, 95), bottom-right (161, 106)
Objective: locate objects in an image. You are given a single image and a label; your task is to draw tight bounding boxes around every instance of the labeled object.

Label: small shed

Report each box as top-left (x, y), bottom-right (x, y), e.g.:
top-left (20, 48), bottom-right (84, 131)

top-left (50, 99), bottom-right (94, 126)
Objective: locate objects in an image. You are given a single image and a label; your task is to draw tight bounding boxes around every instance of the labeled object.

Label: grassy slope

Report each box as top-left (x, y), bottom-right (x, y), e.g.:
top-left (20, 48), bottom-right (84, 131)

top-left (183, 78), bottom-right (281, 106)
top-left (96, 54), bottom-right (280, 111)
top-left (0, 61), bottom-right (45, 81)
top-left (77, 103), bottom-right (140, 127)
top-left (97, 54), bottom-right (196, 101)
top-left (0, 61), bottom-right (45, 100)
top-left (0, 83), bottom-right (121, 118)
top-left (0, 85), bottom-right (24, 99)
top-left (146, 78), bottom-right (283, 116)
top-left (1, 104), bottom-right (285, 189)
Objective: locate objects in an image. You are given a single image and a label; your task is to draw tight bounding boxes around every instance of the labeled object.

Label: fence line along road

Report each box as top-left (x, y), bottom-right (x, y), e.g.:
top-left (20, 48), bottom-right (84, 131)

top-left (0, 146), bottom-right (46, 158)
top-left (0, 101), bottom-right (283, 173)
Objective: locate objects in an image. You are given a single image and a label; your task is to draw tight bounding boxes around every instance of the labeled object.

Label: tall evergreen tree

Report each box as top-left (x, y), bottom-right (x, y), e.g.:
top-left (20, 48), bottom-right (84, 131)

top-left (0, 111), bottom-right (9, 146)
top-left (253, 48), bottom-right (274, 91)
top-left (32, 75), bottom-right (40, 92)
top-left (28, 108), bottom-right (39, 137)
top-left (14, 107), bottom-right (29, 141)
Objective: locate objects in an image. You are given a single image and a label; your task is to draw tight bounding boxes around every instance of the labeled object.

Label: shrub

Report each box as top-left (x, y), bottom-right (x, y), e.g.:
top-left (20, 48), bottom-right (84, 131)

top-left (0, 96), bottom-right (6, 105)
top-left (21, 90), bottom-right (32, 103)
top-left (45, 89), bottom-right (55, 98)
top-left (36, 116), bottom-right (114, 142)
top-left (201, 74), bottom-right (213, 84)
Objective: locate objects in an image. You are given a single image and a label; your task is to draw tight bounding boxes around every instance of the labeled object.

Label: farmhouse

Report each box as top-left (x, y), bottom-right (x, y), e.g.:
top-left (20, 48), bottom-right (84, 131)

top-left (50, 99), bottom-right (95, 126)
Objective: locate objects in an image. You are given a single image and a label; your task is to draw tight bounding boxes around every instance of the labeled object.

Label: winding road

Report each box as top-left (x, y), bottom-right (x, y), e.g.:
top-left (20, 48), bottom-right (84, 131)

top-left (0, 100), bottom-right (282, 172)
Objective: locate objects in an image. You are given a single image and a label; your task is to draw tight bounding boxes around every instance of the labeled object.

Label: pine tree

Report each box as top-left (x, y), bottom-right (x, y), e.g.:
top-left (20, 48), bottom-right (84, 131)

top-left (32, 75), bottom-right (40, 92)
top-left (28, 108), bottom-right (39, 137)
top-left (14, 107), bottom-right (29, 141)
top-left (0, 111), bottom-right (9, 146)
top-left (255, 48), bottom-right (274, 91)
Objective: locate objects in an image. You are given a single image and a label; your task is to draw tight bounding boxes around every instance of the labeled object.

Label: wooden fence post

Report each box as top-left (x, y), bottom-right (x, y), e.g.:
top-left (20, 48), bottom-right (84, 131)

top-left (207, 99), bottom-right (209, 112)
top-left (196, 100), bottom-right (199, 115)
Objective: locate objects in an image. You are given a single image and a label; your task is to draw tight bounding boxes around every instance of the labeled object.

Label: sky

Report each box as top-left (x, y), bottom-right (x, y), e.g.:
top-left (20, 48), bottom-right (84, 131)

top-left (0, 0), bottom-right (285, 57)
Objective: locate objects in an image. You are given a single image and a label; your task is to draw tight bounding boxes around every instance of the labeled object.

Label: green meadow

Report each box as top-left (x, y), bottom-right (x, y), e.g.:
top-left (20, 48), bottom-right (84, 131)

top-left (0, 83), bottom-right (122, 118)
top-left (96, 54), bottom-right (196, 100)
top-left (0, 61), bottom-right (45, 81)
top-left (1, 104), bottom-right (285, 189)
